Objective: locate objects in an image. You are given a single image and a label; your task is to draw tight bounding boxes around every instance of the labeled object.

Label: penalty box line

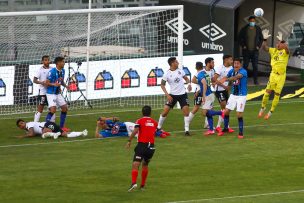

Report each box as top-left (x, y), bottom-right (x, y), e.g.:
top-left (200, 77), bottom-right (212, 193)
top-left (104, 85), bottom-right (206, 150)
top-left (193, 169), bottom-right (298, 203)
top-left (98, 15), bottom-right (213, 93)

top-left (0, 122), bottom-right (303, 148)
top-left (165, 189), bottom-right (304, 203)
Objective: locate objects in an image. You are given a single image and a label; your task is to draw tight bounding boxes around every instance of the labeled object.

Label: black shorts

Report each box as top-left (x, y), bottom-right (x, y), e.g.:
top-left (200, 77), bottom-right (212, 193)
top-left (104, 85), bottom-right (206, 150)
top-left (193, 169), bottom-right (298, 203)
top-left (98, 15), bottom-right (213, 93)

top-left (194, 95), bottom-right (203, 106)
top-left (166, 93), bottom-right (189, 109)
top-left (38, 95), bottom-right (48, 106)
top-left (133, 142), bottom-right (155, 163)
top-left (44, 122), bottom-right (62, 133)
top-left (215, 90), bottom-right (229, 103)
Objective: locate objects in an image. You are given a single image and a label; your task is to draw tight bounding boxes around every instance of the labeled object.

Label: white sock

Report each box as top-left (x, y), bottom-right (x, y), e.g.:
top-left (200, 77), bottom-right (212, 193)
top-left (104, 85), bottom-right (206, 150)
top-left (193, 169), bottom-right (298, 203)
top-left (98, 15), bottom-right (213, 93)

top-left (188, 112), bottom-right (195, 123)
top-left (34, 111), bottom-right (41, 122)
top-left (157, 115), bottom-right (166, 129)
top-left (204, 117), bottom-right (209, 127)
top-left (67, 132), bottom-right (83, 138)
top-left (50, 113), bottom-right (56, 122)
top-left (184, 116), bottom-right (190, 132)
top-left (217, 115), bottom-right (223, 128)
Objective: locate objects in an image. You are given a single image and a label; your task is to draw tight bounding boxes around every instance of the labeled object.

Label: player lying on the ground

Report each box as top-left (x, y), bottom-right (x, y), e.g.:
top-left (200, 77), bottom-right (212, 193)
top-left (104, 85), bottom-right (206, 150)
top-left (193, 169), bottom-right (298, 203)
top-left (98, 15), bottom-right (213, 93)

top-left (95, 117), bottom-right (169, 138)
top-left (259, 29), bottom-right (290, 120)
top-left (218, 58), bottom-right (248, 139)
top-left (126, 106), bottom-right (158, 192)
top-left (16, 119), bottom-right (88, 139)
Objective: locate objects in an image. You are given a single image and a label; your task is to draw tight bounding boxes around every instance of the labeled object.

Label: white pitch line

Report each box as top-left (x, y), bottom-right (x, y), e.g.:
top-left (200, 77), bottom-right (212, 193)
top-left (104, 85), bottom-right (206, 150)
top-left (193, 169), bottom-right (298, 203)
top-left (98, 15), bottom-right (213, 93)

top-left (166, 189), bottom-right (304, 203)
top-left (1, 99), bottom-right (303, 120)
top-left (0, 122), bottom-right (303, 149)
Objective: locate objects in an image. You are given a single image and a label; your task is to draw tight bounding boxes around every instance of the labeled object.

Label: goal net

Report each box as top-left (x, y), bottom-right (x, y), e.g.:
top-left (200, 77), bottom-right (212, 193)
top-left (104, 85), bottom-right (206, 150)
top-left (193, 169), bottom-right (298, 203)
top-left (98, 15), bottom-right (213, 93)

top-left (0, 5), bottom-right (183, 115)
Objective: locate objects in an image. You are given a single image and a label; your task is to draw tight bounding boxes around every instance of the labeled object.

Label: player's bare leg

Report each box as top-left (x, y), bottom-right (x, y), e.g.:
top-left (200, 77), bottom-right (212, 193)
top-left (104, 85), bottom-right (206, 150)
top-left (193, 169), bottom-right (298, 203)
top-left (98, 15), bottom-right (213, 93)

top-left (181, 105), bottom-right (190, 136)
top-left (129, 161), bottom-right (141, 192)
top-left (259, 89), bottom-right (272, 118)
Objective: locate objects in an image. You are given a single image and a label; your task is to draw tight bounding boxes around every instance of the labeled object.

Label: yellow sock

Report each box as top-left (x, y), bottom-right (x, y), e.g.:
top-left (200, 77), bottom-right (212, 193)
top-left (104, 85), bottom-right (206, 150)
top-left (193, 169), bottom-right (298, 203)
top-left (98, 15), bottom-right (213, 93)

top-left (261, 93), bottom-right (270, 109)
top-left (270, 94), bottom-right (280, 112)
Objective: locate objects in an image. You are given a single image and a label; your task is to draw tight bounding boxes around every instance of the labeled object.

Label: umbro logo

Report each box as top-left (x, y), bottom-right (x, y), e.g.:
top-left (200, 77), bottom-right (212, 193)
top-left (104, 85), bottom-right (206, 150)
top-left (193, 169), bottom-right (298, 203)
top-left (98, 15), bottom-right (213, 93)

top-left (199, 23), bottom-right (227, 41)
top-left (165, 17), bottom-right (192, 35)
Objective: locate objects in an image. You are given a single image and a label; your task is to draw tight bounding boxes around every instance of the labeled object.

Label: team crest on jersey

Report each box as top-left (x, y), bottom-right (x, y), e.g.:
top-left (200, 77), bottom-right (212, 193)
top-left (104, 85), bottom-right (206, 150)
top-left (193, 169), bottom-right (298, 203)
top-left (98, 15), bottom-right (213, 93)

top-left (233, 79), bottom-right (240, 85)
top-left (174, 77), bottom-right (181, 83)
top-left (111, 124), bottom-right (120, 134)
top-left (279, 51), bottom-right (283, 55)
top-left (178, 71), bottom-right (181, 75)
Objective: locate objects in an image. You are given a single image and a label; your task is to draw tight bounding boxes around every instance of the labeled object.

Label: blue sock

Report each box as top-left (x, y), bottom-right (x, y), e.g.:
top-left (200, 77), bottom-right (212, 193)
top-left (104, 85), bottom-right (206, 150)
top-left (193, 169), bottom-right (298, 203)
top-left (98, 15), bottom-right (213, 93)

top-left (206, 110), bottom-right (222, 116)
top-left (207, 116), bottom-right (213, 131)
top-left (238, 117), bottom-right (243, 135)
top-left (224, 115), bottom-right (229, 130)
top-left (60, 112), bottom-right (67, 128)
top-left (46, 112), bottom-right (54, 122)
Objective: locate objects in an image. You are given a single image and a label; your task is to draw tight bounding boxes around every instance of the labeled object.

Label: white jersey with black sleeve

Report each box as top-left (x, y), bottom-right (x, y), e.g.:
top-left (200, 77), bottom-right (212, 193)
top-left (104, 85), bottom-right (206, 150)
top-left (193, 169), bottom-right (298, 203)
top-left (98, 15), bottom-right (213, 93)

top-left (34, 66), bottom-right (51, 95)
top-left (214, 65), bottom-right (233, 91)
top-left (26, 122), bottom-right (46, 135)
top-left (162, 68), bottom-right (186, 95)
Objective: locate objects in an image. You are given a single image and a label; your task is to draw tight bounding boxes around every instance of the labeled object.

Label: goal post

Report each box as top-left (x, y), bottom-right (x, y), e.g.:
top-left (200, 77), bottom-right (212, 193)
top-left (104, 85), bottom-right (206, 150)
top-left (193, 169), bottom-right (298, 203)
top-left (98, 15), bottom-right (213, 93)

top-left (0, 5), bottom-right (184, 115)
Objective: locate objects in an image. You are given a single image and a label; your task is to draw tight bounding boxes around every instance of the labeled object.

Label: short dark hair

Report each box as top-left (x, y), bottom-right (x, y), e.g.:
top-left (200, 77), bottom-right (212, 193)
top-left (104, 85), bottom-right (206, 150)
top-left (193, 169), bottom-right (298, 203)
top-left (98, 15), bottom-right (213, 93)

top-left (54, 56), bottom-right (65, 64)
top-left (16, 119), bottom-right (24, 126)
top-left (41, 55), bottom-right (49, 61)
top-left (248, 15), bottom-right (256, 21)
top-left (195, 62), bottom-right (203, 70)
top-left (142, 105), bottom-right (152, 117)
top-left (223, 54), bottom-right (232, 61)
top-left (168, 57), bottom-right (177, 66)
top-left (205, 57), bottom-right (214, 66)
top-left (233, 58), bottom-right (242, 63)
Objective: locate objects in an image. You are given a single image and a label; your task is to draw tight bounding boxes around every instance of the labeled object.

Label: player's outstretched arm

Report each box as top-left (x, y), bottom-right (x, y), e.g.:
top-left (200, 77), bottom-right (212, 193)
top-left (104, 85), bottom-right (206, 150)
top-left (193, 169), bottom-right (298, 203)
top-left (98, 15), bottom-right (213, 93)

top-left (95, 121), bottom-right (102, 138)
top-left (126, 127), bottom-right (139, 149)
top-left (191, 76), bottom-right (198, 84)
top-left (18, 128), bottom-right (35, 138)
top-left (33, 77), bottom-right (45, 86)
top-left (262, 29), bottom-right (271, 52)
top-left (227, 74), bottom-right (243, 82)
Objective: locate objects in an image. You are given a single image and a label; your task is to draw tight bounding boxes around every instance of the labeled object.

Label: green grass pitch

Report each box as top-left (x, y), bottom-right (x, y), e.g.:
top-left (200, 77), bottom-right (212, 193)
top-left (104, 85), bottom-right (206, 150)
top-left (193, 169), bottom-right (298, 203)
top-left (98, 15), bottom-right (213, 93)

top-left (0, 98), bottom-right (304, 203)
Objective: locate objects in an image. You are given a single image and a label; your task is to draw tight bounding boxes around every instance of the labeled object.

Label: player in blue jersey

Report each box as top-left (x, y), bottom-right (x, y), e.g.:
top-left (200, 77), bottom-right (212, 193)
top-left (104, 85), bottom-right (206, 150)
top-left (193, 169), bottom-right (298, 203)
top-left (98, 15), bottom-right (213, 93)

top-left (197, 67), bottom-right (224, 136)
top-left (45, 56), bottom-right (69, 132)
top-left (95, 116), bottom-right (170, 138)
top-left (218, 58), bottom-right (248, 139)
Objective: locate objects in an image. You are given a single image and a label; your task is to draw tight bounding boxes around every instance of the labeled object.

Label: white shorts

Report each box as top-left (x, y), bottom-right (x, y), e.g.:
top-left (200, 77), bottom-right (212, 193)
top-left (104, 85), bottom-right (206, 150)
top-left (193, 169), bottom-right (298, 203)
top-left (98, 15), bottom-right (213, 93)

top-left (124, 122), bottom-right (138, 137)
top-left (201, 93), bottom-right (215, 110)
top-left (226, 94), bottom-right (247, 112)
top-left (46, 94), bottom-right (67, 108)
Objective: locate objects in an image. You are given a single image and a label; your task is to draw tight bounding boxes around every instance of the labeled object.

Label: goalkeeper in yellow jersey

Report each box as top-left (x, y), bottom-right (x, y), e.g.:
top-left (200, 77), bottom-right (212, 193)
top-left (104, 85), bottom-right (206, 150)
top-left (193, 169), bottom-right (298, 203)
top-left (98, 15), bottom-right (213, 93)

top-left (258, 29), bottom-right (290, 119)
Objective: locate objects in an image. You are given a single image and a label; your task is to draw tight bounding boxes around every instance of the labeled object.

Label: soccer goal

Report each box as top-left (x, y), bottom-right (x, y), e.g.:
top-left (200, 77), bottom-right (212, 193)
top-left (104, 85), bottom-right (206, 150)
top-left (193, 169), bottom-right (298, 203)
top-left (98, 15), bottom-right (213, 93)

top-left (0, 5), bottom-right (184, 115)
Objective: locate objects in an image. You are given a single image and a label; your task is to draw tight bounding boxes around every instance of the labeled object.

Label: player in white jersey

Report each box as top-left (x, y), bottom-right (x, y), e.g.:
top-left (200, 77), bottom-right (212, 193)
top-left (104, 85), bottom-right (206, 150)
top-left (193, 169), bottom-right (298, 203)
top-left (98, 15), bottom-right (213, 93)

top-left (188, 58), bottom-right (215, 128)
top-left (157, 57), bottom-right (192, 136)
top-left (33, 55), bottom-right (55, 122)
top-left (16, 119), bottom-right (87, 139)
top-left (213, 55), bottom-right (234, 133)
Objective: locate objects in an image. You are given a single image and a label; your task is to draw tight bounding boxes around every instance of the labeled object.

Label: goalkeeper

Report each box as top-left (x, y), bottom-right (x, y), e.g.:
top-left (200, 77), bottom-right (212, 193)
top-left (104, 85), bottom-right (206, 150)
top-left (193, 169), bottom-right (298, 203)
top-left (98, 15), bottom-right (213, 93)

top-left (95, 117), bottom-right (169, 138)
top-left (258, 29), bottom-right (290, 119)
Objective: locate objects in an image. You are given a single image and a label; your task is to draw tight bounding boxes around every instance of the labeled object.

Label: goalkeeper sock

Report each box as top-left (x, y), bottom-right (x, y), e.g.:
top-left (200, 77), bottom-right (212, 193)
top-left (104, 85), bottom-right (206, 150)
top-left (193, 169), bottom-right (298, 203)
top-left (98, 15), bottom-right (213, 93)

top-left (46, 112), bottom-right (54, 122)
top-left (131, 169), bottom-right (138, 184)
top-left (157, 115), bottom-right (166, 129)
top-left (238, 117), bottom-right (244, 135)
top-left (270, 94), bottom-right (280, 112)
top-left (34, 111), bottom-right (41, 122)
top-left (60, 112), bottom-right (67, 128)
top-left (66, 132), bottom-right (83, 138)
top-left (50, 113), bottom-right (56, 122)
top-left (188, 112), bottom-right (195, 123)
top-left (141, 167), bottom-right (148, 186)
top-left (261, 92), bottom-right (270, 109)
top-left (184, 116), bottom-right (190, 131)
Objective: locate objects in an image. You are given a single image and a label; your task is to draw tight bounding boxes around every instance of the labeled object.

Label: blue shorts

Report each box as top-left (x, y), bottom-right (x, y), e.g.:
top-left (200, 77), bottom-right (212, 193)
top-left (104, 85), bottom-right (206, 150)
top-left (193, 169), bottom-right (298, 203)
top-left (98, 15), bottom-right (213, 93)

top-left (100, 130), bottom-right (129, 138)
